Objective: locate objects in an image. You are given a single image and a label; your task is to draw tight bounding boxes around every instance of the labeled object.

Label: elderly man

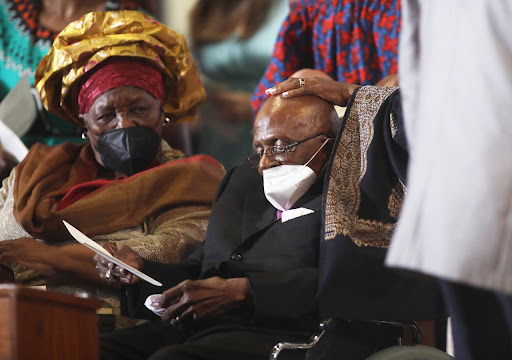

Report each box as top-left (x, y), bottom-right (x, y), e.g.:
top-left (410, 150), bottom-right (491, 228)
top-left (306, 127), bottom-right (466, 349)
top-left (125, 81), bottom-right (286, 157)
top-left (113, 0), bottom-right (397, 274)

top-left (99, 93), bottom-right (339, 360)
top-left (99, 82), bottom-right (442, 359)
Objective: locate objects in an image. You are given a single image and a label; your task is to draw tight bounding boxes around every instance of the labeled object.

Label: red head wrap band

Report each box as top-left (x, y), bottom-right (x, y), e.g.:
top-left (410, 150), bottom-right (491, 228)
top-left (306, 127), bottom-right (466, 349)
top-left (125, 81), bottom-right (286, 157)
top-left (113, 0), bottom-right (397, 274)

top-left (78, 58), bottom-right (164, 115)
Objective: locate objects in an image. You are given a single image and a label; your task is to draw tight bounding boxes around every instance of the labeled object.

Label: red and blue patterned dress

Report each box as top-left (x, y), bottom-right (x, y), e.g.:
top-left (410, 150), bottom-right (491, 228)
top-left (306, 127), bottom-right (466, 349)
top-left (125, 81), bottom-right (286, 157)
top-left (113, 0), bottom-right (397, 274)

top-left (251, 0), bottom-right (401, 114)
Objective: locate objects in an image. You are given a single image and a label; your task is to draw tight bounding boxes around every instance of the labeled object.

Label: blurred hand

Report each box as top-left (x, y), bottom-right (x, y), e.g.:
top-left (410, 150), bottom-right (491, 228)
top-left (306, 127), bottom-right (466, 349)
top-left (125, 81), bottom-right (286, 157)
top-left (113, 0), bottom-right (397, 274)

top-left (376, 73), bottom-right (399, 87)
top-left (0, 142), bottom-right (17, 179)
top-left (0, 238), bottom-right (56, 275)
top-left (94, 244), bottom-right (143, 285)
top-left (265, 76), bottom-right (360, 107)
top-left (159, 277), bottom-right (250, 324)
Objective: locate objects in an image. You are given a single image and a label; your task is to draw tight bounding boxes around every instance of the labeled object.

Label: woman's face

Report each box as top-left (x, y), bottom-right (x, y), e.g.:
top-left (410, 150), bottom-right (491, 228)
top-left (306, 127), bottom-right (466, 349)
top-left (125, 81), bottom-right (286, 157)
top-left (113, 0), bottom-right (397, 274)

top-left (80, 86), bottom-right (165, 167)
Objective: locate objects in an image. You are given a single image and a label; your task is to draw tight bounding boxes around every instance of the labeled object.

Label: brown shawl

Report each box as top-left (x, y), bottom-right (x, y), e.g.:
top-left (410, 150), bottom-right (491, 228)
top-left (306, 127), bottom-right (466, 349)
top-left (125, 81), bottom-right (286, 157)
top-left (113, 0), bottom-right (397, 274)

top-left (13, 142), bottom-right (224, 242)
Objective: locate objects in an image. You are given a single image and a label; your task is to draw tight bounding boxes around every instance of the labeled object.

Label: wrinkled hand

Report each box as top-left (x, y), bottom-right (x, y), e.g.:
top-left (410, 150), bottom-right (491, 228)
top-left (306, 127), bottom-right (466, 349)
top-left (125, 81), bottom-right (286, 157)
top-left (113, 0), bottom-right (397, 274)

top-left (0, 142), bottom-right (17, 180)
top-left (376, 73), bottom-right (399, 87)
top-left (0, 238), bottom-right (56, 275)
top-left (94, 244), bottom-right (143, 285)
top-left (159, 277), bottom-right (250, 324)
top-left (265, 76), bottom-right (360, 107)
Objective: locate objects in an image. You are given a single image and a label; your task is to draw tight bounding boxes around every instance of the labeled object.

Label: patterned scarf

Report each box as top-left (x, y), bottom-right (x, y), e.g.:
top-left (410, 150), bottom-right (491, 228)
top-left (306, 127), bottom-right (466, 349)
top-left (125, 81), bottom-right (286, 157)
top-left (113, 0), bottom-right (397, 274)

top-left (13, 141), bottom-right (224, 242)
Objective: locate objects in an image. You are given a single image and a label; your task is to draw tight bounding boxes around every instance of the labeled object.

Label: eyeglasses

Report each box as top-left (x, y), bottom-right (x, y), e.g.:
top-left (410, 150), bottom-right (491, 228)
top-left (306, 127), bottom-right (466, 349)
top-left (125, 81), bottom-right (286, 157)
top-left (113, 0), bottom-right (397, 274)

top-left (247, 133), bottom-right (329, 168)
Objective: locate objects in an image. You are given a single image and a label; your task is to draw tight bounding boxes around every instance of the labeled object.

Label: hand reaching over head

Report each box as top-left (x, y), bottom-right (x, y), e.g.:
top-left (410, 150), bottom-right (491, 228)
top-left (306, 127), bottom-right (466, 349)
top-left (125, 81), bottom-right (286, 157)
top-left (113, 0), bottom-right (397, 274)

top-left (264, 69), bottom-right (360, 107)
top-left (159, 277), bottom-right (251, 325)
top-left (376, 73), bottom-right (399, 87)
top-left (94, 243), bottom-right (143, 285)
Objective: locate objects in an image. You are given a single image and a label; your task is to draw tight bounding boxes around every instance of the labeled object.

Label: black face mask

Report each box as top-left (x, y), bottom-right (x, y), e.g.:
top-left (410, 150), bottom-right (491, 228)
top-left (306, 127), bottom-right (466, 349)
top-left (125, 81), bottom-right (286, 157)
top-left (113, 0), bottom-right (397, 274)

top-left (97, 127), bottom-right (160, 176)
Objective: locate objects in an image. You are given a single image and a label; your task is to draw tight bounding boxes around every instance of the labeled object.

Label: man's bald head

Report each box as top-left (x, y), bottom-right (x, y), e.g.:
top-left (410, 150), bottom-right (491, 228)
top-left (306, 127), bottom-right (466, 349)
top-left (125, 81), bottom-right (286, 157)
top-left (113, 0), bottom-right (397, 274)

top-left (252, 95), bottom-right (340, 174)
top-left (255, 95), bottom-right (340, 139)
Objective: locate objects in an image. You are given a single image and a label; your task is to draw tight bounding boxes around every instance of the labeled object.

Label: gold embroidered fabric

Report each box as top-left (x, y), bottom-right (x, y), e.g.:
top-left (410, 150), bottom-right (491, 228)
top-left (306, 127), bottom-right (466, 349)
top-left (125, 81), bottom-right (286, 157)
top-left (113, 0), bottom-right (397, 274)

top-left (388, 180), bottom-right (406, 220)
top-left (324, 86), bottom-right (399, 248)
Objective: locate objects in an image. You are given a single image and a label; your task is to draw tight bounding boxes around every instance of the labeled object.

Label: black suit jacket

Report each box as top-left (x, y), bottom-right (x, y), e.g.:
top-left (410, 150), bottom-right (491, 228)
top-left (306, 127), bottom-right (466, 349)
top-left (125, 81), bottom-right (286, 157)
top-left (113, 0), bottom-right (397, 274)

top-left (123, 163), bottom-right (323, 331)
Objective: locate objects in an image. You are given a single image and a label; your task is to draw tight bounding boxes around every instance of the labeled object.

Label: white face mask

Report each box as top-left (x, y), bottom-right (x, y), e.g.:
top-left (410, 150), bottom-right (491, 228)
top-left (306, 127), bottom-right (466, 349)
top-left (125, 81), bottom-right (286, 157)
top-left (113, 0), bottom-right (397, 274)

top-left (263, 139), bottom-right (330, 211)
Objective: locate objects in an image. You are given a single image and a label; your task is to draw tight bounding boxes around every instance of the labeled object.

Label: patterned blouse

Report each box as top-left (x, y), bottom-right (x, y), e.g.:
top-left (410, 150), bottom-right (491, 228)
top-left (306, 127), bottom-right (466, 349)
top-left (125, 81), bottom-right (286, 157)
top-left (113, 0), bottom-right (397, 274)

top-left (251, 0), bottom-right (401, 114)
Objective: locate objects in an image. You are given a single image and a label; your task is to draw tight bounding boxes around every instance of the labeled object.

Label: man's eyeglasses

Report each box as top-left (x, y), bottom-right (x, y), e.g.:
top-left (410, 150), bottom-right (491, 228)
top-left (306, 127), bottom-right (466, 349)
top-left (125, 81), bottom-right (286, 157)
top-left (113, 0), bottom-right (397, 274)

top-left (247, 133), bottom-right (329, 168)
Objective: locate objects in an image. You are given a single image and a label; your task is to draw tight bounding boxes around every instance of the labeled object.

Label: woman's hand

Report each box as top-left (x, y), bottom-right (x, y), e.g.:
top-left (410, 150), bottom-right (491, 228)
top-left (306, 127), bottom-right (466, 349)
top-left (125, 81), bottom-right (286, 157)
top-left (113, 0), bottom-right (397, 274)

top-left (0, 142), bottom-right (17, 179)
top-left (265, 76), bottom-right (360, 107)
top-left (94, 243), bottom-right (143, 285)
top-left (0, 238), bottom-right (57, 275)
top-left (376, 73), bottom-right (399, 87)
top-left (159, 277), bottom-right (251, 325)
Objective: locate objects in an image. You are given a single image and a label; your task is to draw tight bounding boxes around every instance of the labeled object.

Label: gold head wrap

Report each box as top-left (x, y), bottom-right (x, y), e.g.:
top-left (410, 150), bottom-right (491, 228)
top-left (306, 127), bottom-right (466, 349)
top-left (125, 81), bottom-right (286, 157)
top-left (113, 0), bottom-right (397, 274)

top-left (35, 10), bottom-right (205, 125)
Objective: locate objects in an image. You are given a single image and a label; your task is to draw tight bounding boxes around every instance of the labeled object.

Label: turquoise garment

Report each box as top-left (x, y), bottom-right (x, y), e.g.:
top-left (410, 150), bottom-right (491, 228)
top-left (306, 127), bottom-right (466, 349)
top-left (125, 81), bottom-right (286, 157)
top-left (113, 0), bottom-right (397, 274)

top-left (195, 0), bottom-right (289, 170)
top-left (198, 0), bottom-right (289, 93)
top-left (0, 0), bottom-right (143, 146)
top-left (0, 2), bottom-right (50, 99)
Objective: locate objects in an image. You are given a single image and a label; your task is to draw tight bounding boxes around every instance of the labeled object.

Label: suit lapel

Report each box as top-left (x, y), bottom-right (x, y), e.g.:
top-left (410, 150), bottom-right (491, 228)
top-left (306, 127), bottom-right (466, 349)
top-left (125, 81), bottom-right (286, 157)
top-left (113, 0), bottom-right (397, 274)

top-left (241, 190), bottom-right (277, 242)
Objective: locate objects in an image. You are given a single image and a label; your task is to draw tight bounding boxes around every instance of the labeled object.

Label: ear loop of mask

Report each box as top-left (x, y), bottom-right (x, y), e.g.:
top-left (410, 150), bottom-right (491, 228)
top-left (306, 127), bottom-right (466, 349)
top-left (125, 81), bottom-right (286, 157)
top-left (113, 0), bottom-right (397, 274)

top-left (303, 138), bottom-right (331, 168)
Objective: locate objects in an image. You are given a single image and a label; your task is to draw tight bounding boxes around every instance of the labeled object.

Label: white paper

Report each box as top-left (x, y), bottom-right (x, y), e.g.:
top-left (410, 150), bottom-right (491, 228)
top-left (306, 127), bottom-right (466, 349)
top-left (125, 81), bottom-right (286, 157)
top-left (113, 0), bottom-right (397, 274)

top-left (144, 294), bottom-right (165, 316)
top-left (281, 207), bottom-right (314, 223)
top-left (63, 221), bottom-right (163, 287)
top-left (0, 74), bottom-right (37, 137)
top-left (0, 120), bottom-right (28, 162)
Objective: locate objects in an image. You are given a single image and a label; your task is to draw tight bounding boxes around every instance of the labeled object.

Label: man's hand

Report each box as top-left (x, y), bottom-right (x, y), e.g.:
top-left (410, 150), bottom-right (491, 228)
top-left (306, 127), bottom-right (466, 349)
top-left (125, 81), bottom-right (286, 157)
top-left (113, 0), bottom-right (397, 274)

top-left (265, 76), bottom-right (360, 107)
top-left (0, 142), bottom-right (17, 179)
top-left (94, 244), bottom-right (143, 285)
top-left (159, 277), bottom-right (251, 324)
top-left (0, 238), bottom-right (57, 275)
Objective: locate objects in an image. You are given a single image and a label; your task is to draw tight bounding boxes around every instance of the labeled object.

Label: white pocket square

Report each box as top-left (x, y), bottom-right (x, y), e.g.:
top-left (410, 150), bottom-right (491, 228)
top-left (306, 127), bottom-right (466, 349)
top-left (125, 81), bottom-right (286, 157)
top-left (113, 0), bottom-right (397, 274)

top-left (281, 207), bottom-right (314, 223)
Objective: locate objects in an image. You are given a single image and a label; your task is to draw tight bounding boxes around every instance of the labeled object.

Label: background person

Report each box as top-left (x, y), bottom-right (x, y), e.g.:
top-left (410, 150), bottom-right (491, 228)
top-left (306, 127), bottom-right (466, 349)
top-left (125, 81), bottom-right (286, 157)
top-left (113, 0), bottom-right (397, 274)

top-left (251, 0), bottom-right (401, 114)
top-left (0, 10), bottom-right (224, 327)
top-left (386, 1), bottom-right (512, 359)
top-left (189, 0), bottom-right (288, 170)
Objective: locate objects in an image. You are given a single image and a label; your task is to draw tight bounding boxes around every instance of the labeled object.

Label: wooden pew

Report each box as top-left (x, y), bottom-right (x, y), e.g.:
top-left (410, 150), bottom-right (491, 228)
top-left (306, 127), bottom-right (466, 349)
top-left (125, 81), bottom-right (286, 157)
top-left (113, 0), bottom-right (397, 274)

top-left (0, 285), bottom-right (100, 360)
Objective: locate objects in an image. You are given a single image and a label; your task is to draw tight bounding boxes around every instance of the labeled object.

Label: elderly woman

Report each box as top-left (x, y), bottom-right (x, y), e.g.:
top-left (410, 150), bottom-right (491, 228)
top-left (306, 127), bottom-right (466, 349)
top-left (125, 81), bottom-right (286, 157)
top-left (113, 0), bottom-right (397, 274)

top-left (0, 11), bottom-right (224, 321)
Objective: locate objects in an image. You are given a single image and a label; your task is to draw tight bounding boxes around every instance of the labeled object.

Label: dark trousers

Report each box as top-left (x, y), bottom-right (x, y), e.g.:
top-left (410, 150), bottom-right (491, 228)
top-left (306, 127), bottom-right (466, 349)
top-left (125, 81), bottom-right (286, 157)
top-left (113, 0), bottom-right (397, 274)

top-left (440, 280), bottom-right (512, 360)
top-left (100, 320), bottom-right (309, 360)
top-left (100, 319), bottom-right (402, 360)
